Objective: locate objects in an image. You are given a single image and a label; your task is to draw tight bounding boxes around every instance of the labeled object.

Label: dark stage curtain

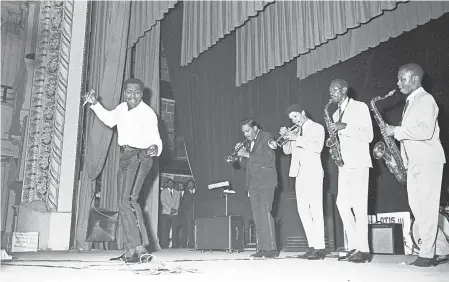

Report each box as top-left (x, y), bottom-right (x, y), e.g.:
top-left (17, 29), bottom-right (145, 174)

top-left (161, 4), bottom-right (449, 224)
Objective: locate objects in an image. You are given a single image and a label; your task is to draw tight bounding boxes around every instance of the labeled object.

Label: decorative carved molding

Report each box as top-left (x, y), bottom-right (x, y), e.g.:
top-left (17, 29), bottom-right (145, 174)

top-left (22, 1), bottom-right (74, 211)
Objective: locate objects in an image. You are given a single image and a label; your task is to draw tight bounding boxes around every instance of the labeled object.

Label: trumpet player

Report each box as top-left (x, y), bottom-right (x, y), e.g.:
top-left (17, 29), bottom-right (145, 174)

top-left (329, 79), bottom-right (373, 263)
top-left (234, 118), bottom-right (278, 258)
top-left (281, 104), bottom-right (326, 260)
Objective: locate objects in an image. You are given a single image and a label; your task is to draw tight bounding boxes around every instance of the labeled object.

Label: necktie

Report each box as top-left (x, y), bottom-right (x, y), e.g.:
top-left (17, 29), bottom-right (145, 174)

top-left (250, 141), bottom-right (255, 151)
top-left (170, 189), bottom-right (173, 196)
top-left (401, 100), bottom-right (410, 125)
top-left (338, 107), bottom-right (343, 122)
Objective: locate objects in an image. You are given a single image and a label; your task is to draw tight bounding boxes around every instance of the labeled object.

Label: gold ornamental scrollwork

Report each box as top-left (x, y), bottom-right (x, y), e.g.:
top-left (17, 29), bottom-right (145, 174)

top-left (22, 1), bottom-right (74, 211)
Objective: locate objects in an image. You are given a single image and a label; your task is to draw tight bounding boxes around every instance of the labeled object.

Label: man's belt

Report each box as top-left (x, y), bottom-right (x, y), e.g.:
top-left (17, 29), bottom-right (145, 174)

top-left (121, 145), bottom-right (141, 152)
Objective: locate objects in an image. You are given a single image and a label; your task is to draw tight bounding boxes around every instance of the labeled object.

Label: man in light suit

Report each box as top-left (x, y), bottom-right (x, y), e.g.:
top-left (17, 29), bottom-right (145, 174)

top-left (160, 179), bottom-right (181, 248)
top-left (236, 118), bottom-right (278, 258)
top-left (329, 79), bottom-right (374, 263)
top-left (281, 104), bottom-right (326, 260)
top-left (383, 63), bottom-right (449, 267)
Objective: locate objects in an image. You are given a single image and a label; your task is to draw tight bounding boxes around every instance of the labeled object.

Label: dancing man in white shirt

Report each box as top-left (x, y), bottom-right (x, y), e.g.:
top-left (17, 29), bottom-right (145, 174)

top-left (382, 63), bottom-right (449, 267)
top-left (281, 104), bottom-right (326, 260)
top-left (85, 78), bottom-right (163, 263)
top-left (328, 79), bottom-right (374, 263)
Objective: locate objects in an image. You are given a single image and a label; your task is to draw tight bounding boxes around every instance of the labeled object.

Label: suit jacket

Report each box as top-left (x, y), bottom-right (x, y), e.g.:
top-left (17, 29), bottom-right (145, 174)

top-left (393, 87), bottom-right (446, 166)
top-left (160, 188), bottom-right (180, 215)
top-left (283, 119), bottom-right (324, 178)
top-left (179, 190), bottom-right (195, 219)
top-left (240, 130), bottom-right (277, 191)
top-left (332, 98), bottom-right (373, 168)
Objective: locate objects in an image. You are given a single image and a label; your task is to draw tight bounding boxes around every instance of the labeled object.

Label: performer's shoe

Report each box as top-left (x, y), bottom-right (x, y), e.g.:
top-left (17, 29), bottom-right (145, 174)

top-left (307, 249), bottom-right (327, 260)
top-left (124, 253), bottom-right (140, 263)
top-left (297, 247), bottom-right (315, 259)
top-left (337, 249), bottom-right (357, 261)
top-left (262, 250), bottom-right (279, 258)
top-left (109, 253), bottom-right (126, 261)
top-left (250, 250), bottom-right (265, 258)
top-left (348, 251), bottom-right (372, 263)
top-left (435, 254), bottom-right (449, 265)
top-left (409, 256), bottom-right (438, 267)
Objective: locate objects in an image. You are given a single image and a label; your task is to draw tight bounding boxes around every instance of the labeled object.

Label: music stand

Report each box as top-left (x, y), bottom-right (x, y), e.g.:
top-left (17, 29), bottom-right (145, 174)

top-left (208, 181), bottom-right (235, 216)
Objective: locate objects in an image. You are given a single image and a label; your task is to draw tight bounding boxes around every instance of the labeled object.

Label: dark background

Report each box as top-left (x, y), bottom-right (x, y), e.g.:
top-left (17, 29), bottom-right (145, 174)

top-left (161, 5), bottom-right (449, 248)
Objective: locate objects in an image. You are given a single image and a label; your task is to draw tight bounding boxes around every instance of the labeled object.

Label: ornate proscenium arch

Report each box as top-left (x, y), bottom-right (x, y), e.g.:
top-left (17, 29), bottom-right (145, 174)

top-left (22, 0), bottom-right (74, 211)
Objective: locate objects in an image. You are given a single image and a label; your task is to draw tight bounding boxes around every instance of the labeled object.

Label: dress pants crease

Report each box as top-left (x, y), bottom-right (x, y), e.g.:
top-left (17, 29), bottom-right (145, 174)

top-left (407, 163), bottom-right (449, 258)
top-left (336, 167), bottom-right (369, 252)
top-left (117, 150), bottom-right (152, 251)
top-left (249, 187), bottom-right (277, 252)
top-left (295, 172), bottom-right (325, 249)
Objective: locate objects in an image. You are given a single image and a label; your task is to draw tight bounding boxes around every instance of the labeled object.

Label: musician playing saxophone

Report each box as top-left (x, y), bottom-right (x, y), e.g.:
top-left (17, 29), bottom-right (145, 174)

top-left (328, 79), bottom-right (374, 263)
top-left (281, 104), bottom-right (326, 260)
top-left (382, 64), bottom-right (448, 267)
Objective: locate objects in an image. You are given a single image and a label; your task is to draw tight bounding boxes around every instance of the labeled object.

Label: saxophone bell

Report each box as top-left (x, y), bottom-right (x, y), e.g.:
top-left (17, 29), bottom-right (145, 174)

top-left (370, 90), bottom-right (407, 184)
top-left (372, 141), bottom-right (386, 160)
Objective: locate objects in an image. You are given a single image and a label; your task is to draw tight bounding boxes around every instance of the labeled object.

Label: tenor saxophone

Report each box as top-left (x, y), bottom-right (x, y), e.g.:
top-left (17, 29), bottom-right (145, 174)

top-left (324, 99), bottom-right (344, 167)
top-left (370, 90), bottom-right (407, 184)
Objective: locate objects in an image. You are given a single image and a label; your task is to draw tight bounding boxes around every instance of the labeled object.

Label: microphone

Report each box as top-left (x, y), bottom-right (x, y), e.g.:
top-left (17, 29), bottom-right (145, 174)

top-left (82, 89), bottom-right (96, 107)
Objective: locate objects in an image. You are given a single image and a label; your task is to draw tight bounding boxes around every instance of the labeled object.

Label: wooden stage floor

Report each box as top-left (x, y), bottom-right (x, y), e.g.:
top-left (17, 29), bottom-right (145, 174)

top-left (1, 248), bottom-right (448, 282)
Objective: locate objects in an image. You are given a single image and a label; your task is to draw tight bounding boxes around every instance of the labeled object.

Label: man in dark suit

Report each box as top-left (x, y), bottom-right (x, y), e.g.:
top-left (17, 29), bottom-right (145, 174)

top-left (182, 179), bottom-right (197, 248)
top-left (172, 181), bottom-right (187, 248)
top-left (235, 118), bottom-right (278, 258)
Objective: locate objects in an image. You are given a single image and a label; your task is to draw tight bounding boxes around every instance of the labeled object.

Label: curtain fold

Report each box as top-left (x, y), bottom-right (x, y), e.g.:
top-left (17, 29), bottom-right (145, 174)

top-left (128, 0), bottom-right (176, 49)
top-left (296, 1), bottom-right (449, 79)
top-left (235, 1), bottom-right (399, 87)
top-left (133, 22), bottom-right (162, 251)
top-left (181, 0), bottom-right (271, 66)
top-left (74, 1), bottom-right (131, 250)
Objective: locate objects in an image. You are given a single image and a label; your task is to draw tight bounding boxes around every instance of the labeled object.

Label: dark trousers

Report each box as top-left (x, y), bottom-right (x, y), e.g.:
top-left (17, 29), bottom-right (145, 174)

top-left (117, 149), bottom-right (153, 251)
top-left (160, 214), bottom-right (182, 248)
top-left (173, 213), bottom-right (188, 248)
top-left (249, 188), bottom-right (277, 252)
top-left (185, 213), bottom-right (195, 247)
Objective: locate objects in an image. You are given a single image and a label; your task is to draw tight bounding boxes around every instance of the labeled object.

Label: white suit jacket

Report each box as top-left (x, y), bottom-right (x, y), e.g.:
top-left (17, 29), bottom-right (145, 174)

top-left (332, 98), bottom-right (373, 168)
top-left (393, 87), bottom-right (446, 167)
top-left (160, 188), bottom-right (180, 215)
top-left (283, 119), bottom-right (324, 178)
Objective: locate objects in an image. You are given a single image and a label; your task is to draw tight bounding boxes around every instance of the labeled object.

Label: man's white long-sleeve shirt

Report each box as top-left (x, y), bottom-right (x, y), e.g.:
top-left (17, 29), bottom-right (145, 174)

top-left (90, 101), bottom-right (163, 155)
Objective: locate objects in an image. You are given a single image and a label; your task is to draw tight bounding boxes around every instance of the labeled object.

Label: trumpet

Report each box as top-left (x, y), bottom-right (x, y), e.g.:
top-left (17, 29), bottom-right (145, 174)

top-left (226, 139), bottom-right (250, 163)
top-left (268, 124), bottom-right (300, 149)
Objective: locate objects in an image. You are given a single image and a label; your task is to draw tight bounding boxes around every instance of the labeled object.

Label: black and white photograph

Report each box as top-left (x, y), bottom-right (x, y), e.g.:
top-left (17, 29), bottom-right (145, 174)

top-left (1, 1), bottom-right (449, 281)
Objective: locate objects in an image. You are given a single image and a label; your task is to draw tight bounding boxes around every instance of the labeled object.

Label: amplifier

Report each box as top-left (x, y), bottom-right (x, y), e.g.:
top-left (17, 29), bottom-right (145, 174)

top-left (368, 223), bottom-right (404, 254)
top-left (195, 216), bottom-right (244, 252)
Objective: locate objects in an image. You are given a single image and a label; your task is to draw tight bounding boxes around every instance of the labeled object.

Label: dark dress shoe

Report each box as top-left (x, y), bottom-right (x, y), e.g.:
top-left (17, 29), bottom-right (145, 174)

top-left (109, 253), bottom-right (126, 261)
top-left (348, 251), bottom-right (372, 263)
top-left (307, 249), bottom-right (327, 260)
top-left (250, 250), bottom-right (265, 258)
top-left (297, 248), bottom-right (315, 259)
top-left (125, 252), bottom-right (146, 264)
top-left (409, 257), bottom-right (438, 267)
top-left (435, 254), bottom-right (449, 265)
top-left (338, 249), bottom-right (357, 261)
top-left (262, 250), bottom-right (279, 258)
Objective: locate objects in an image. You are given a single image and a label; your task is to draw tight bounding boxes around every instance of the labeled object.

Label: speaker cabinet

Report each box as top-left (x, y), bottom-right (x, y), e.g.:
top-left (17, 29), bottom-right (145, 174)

top-left (195, 216), bottom-right (244, 251)
top-left (368, 223), bottom-right (404, 254)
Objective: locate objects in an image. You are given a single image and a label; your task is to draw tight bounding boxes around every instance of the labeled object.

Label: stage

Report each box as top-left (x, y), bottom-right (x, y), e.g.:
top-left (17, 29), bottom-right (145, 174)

top-left (1, 248), bottom-right (448, 282)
